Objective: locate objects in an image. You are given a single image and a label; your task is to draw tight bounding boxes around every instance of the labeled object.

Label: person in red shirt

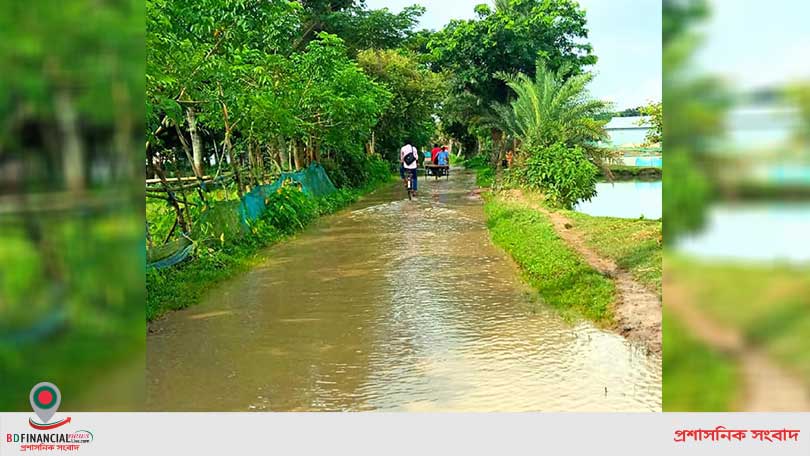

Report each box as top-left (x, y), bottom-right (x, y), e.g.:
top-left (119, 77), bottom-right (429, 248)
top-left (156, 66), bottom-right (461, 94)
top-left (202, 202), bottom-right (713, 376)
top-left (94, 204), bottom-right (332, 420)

top-left (430, 143), bottom-right (441, 164)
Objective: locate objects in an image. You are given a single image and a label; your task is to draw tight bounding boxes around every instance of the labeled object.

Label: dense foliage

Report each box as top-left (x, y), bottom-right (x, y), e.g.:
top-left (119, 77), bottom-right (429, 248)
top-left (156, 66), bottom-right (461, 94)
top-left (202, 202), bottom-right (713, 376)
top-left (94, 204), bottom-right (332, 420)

top-left (145, 0), bottom-right (446, 318)
top-left (427, 0), bottom-right (596, 161)
top-left (357, 49), bottom-right (444, 163)
top-left (428, 0), bottom-right (594, 106)
top-left (146, 0), bottom-right (445, 246)
top-left (494, 62), bottom-right (610, 152)
top-left (509, 143), bottom-right (598, 209)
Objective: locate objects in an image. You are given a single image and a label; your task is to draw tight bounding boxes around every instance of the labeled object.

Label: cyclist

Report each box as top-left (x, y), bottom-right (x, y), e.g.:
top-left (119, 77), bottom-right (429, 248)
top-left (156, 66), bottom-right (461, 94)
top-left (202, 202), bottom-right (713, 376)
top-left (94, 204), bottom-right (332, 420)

top-left (400, 139), bottom-right (419, 195)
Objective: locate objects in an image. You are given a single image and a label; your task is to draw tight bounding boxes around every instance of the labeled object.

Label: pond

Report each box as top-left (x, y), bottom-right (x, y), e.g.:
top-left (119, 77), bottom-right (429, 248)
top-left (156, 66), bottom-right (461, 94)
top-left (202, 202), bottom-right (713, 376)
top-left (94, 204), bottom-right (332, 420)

top-left (676, 203), bottom-right (810, 264)
top-left (575, 181), bottom-right (662, 220)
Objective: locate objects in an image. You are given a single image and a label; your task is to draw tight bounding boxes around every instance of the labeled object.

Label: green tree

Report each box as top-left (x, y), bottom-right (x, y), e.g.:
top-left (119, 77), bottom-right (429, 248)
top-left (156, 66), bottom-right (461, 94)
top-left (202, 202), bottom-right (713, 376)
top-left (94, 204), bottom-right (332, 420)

top-left (428, 0), bottom-right (595, 105)
top-left (327, 4), bottom-right (426, 54)
top-left (357, 49), bottom-right (444, 162)
top-left (288, 33), bottom-right (392, 166)
top-left (495, 62), bottom-right (611, 155)
top-left (426, 0), bottom-right (596, 159)
top-left (295, 1), bottom-right (425, 54)
top-left (639, 101), bottom-right (663, 145)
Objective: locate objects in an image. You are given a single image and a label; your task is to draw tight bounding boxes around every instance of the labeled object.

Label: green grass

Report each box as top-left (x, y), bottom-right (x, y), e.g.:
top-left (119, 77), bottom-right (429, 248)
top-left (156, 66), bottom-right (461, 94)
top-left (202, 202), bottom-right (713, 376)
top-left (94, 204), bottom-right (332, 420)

top-left (667, 255), bottom-right (810, 386)
top-left (663, 311), bottom-right (740, 411)
top-left (564, 211), bottom-right (662, 296)
top-left (460, 155), bottom-right (496, 187)
top-left (146, 179), bottom-right (392, 322)
top-left (484, 195), bottom-right (616, 324)
top-left (475, 167), bottom-right (495, 187)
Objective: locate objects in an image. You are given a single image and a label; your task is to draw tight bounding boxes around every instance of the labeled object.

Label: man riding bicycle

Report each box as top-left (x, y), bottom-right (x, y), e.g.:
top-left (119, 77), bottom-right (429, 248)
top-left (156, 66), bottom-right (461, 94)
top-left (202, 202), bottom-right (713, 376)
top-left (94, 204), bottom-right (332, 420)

top-left (400, 139), bottom-right (419, 196)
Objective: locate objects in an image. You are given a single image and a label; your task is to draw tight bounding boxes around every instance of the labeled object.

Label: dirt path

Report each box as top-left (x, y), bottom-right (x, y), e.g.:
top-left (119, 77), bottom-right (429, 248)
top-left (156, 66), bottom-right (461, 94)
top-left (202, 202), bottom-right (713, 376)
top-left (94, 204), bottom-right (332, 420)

top-left (502, 191), bottom-right (662, 354)
top-left (665, 274), bottom-right (810, 411)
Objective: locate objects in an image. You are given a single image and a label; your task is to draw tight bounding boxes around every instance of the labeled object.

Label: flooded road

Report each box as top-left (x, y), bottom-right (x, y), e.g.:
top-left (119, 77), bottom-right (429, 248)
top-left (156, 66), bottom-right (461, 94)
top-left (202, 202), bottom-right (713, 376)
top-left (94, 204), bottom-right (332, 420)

top-left (148, 169), bottom-right (661, 411)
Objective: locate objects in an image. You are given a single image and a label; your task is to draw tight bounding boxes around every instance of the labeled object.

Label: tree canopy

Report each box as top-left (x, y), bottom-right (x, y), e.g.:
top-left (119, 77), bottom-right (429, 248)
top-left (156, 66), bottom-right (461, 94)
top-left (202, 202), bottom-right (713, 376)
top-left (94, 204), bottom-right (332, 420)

top-left (428, 0), bottom-right (595, 106)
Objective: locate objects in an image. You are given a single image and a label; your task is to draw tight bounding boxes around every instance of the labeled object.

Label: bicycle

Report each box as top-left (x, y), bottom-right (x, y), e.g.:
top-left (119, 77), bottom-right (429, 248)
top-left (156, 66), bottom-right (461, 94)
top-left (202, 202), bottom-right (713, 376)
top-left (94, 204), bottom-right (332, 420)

top-left (404, 171), bottom-right (415, 200)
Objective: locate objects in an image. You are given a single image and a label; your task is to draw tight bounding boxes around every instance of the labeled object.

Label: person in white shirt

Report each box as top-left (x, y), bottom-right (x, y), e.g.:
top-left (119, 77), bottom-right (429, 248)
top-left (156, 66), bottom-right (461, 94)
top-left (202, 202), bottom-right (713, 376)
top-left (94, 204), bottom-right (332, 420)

top-left (400, 140), bottom-right (419, 193)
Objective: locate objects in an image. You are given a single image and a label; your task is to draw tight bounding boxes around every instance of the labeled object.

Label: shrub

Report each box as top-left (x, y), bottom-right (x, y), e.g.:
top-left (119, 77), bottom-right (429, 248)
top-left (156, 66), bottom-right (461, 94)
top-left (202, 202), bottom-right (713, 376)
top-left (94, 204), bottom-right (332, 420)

top-left (463, 154), bottom-right (489, 170)
top-left (321, 149), bottom-right (391, 189)
top-left (263, 185), bottom-right (319, 233)
top-left (511, 143), bottom-right (598, 209)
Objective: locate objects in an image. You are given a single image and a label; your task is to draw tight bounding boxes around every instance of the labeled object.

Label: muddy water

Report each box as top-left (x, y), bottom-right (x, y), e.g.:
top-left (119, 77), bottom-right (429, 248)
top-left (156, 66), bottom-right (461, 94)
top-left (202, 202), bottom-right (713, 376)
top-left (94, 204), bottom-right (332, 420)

top-left (147, 170), bottom-right (661, 411)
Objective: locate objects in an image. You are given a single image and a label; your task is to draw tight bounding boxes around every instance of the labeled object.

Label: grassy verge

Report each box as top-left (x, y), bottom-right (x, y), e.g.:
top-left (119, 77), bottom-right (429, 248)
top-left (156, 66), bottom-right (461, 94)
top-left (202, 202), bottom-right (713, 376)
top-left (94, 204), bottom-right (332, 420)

top-left (146, 178), bottom-right (393, 322)
top-left (461, 155), bottom-right (496, 187)
top-left (663, 311), bottom-right (740, 411)
top-left (484, 194), bottom-right (615, 324)
top-left (667, 255), bottom-right (810, 386)
top-left (563, 211), bottom-right (662, 296)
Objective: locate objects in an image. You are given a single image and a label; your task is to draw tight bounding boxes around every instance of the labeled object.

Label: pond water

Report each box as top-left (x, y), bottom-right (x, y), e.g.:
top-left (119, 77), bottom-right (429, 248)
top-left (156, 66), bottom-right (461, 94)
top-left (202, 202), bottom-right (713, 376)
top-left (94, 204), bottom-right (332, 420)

top-left (676, 203), bottom-right (810, 264)
top-left (575, 181), bottom-right (662, 220)
top-left (147, 169), bottom-right (661, 411)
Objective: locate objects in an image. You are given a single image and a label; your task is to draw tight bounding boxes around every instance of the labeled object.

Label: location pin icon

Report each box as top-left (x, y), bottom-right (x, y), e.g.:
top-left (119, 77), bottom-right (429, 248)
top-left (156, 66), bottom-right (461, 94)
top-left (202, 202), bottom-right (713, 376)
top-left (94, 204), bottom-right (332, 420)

top-left (30, 382), bottom-right (61, 423)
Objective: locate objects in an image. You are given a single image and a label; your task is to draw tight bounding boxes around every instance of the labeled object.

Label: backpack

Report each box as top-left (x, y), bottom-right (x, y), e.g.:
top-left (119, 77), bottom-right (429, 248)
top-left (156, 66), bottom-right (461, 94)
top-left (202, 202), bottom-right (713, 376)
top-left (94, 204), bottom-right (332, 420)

top-left (403, 146), bottom-right (417, 165)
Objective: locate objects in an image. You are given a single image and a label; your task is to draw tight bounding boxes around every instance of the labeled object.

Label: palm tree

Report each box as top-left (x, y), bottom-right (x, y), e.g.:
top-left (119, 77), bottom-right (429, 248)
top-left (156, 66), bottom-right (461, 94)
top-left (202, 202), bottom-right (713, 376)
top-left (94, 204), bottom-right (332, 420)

top-left (495, 62), bottom-right (612, 157)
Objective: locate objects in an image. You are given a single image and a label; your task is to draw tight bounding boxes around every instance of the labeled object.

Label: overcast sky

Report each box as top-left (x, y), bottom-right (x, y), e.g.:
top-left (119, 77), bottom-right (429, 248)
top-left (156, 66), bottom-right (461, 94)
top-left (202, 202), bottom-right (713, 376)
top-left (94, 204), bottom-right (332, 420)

top-left (365, 0), bottom-right (662, 109)
top-left (696, 0), bottom-right (810, 91)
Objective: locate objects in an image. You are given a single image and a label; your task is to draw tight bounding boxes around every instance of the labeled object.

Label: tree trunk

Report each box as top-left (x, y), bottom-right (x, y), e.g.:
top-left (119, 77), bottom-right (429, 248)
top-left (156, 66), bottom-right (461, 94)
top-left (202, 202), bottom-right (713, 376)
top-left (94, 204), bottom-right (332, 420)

top-left (174, 124), bottom-right (206, 202)
top-left (218, 84), bottom-right (243, 197)
top-left (306, 136), bottom-right (314, 166)
top-left (55, 91), bottom-right (84, 192)
top-left (278, 137), bottom-right (289, 171)
top-left (224, 133), bottom-right (242, 197)
top-left (147, 151), bottom-right (189, 234)
top-left (292, 139), bottom-right (302, 170)
top-left (367, 131), bottom-right (376, 155)
top-left (313, 140), bottom-right (321, 163)
top-left (186, 107), bottom-right (204, 177)
top-left (258, 143), bottom-right (267, 182)
top-left (146, 221), bottom-right (153, 249)
top-left (491, 128), bottom-right (504, 167)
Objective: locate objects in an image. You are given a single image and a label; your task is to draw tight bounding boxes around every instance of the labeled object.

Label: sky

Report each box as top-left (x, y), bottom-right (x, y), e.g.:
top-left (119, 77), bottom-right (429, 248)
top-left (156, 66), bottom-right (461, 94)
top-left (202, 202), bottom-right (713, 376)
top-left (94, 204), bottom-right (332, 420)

top-left (696, 0), bottom-right (810, 91)
top-left (364, 0), bottom-right (662, 110)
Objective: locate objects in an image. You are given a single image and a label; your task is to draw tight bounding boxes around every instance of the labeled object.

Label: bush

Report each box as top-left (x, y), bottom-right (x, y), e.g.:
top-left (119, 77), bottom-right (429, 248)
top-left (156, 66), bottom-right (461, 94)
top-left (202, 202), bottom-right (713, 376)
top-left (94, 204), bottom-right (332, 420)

top-left (263, 185), bottom-right (319, 233)
top-left (511, 143), bottom-right (597, 209)
top-left (463, 154), bottom-right (489, 170)
top-left (321, 149), bottom-right (391, 189)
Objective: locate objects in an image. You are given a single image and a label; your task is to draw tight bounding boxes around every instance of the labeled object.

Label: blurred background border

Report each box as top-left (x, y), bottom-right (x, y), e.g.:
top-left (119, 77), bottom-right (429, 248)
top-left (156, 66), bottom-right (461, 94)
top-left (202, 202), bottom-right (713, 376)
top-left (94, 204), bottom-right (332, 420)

top-left (0, 0), bottom-right (145, 410)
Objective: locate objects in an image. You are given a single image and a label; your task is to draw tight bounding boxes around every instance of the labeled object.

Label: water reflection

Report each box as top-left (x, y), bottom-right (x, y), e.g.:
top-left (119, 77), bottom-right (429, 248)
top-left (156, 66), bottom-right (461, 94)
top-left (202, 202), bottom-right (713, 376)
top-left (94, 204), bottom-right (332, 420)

top-left (147, 170), bottom-right (661, 411)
